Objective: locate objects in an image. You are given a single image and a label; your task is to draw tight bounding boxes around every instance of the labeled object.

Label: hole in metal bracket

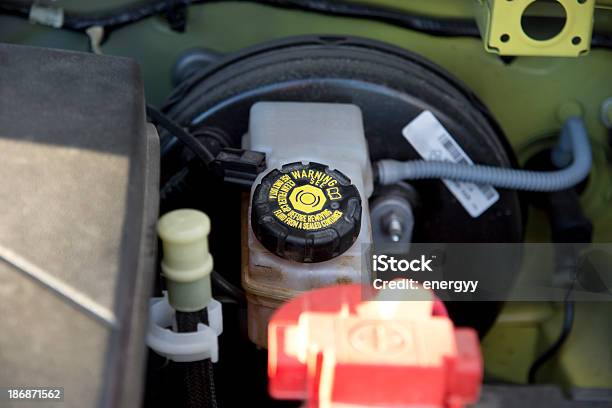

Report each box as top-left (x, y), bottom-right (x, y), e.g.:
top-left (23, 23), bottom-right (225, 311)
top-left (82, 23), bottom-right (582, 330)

top-left (521, 0), bottom-right (567, 41)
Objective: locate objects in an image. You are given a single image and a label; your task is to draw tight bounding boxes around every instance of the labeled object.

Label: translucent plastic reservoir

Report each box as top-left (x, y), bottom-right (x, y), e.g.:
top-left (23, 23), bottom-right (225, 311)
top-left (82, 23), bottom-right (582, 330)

top-left (243, 102), bottom-right (373, 347)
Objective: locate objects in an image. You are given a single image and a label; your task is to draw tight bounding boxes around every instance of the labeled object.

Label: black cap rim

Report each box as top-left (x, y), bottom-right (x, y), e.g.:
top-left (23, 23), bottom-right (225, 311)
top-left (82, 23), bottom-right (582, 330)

top-left (251, 162), bottom-right (362, 263)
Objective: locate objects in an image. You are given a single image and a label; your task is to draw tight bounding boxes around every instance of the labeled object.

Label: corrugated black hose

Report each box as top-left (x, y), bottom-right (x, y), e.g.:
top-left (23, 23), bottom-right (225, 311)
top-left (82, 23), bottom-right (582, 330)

top-left (175, 308), bottom-right (218, 408)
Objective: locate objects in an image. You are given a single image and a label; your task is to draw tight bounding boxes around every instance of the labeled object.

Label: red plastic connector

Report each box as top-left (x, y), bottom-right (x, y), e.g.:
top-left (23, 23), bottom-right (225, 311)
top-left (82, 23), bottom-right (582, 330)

top-left (268, 284), bottom-right (482, 408)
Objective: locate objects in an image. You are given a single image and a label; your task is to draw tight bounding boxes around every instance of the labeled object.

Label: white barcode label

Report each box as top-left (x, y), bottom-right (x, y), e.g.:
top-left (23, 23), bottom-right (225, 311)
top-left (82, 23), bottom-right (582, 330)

top-left (402, 111), bottom-right (499, 217)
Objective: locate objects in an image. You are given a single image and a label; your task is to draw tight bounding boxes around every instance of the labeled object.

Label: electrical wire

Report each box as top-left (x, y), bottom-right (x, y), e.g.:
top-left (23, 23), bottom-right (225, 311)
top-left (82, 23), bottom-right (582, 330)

top-left (526, 147), bottom-right (592, 384)
top-left (527, 214), bottom-right (585, 384)
top-left (2, 0), bottom-right (612, 49)
top-left (527, 297), bottom-right (575, 383)
top-left (146, 104), bottom-right (216, 166)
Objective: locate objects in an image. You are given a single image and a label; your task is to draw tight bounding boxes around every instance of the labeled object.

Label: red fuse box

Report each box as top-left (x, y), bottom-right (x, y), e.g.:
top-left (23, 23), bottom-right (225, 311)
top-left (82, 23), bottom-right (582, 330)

top-left (268, 284), bottom-right (482, 408)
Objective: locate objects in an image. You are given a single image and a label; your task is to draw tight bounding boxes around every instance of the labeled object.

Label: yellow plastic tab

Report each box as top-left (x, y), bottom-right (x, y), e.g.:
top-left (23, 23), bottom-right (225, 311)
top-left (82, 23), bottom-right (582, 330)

top-left (475, 0), bottom-right (595, 57)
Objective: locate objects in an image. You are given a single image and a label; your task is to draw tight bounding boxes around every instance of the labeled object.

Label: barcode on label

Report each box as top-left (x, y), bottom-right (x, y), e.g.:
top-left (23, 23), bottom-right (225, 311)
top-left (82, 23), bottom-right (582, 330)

top-left (439, 134), bottom-right (469, 165)
top-left (402, 110), bottom-right (500, 218)
top-left (476, 184), bottom-right (497, 200)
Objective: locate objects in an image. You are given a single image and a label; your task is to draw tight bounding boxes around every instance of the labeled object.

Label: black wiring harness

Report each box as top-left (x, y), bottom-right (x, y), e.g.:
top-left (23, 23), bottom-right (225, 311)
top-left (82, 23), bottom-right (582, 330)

top-left (146, 104), bottom-right (216, 167)
top-left (175, 309), bottom-right (218, 408)
top-left (2, 0), bottom-right (612, 49)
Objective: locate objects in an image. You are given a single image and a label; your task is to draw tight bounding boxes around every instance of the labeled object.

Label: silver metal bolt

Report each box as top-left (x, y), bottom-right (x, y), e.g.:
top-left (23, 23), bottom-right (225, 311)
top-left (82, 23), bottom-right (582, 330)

top-left (387, 214), bottom-right (403, 242)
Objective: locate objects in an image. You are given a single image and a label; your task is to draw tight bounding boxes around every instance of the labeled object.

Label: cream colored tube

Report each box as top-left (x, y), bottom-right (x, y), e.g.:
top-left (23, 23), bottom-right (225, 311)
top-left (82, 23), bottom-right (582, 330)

top-left (157, 209), bottom-right (213, 312)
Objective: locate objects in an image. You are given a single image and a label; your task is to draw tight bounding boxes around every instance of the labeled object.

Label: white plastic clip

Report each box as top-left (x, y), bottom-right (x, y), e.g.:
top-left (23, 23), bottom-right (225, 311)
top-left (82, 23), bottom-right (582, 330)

top-left (29, 5), bottom-right (64, 28)
top-left (146, 293), bottom-right (223, 363)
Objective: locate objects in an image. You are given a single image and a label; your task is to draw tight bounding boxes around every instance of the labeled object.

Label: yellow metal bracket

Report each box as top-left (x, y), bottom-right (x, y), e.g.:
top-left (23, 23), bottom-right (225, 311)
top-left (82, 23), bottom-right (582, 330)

top-left (475, 0), bottom-right (596, 57)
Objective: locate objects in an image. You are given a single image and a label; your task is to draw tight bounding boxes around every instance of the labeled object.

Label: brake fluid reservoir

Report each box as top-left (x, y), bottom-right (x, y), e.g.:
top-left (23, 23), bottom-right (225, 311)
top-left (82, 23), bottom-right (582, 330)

top-left (243, 102), bottom-right (373, 347)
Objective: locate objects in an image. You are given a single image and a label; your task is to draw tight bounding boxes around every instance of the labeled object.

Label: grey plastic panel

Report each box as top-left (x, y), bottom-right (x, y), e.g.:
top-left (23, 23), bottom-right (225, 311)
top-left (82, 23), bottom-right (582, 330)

top-left (0, 43), bottom-right (159, 408)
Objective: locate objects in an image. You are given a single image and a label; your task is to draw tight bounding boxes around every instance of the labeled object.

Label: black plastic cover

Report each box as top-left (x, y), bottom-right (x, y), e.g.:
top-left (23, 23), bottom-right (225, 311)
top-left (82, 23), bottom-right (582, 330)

top-left (251, 162), bottom-right (361, 263)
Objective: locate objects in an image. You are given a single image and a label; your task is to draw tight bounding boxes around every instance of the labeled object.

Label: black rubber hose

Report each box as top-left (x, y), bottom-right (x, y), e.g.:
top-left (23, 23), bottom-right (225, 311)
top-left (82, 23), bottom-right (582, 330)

top-left (212, 271), bottom-right (246, 305)
top-left (146, 104), bottom-right (216, 166)
top-left (246, 0), bottom-right (480, 37)
top-left (0, 0), bottom-right (479, 35)
top-left (3, 0), bottom-right (612, 49)
top-left (175, 309), bottom-right (218, 408)
top-left (592, 31), bottom-right (612, 49)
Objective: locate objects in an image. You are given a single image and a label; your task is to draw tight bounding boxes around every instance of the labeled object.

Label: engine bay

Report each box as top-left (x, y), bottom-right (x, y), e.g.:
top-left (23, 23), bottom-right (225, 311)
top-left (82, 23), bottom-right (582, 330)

top-left (1, 1), bottom-right (612, 407)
